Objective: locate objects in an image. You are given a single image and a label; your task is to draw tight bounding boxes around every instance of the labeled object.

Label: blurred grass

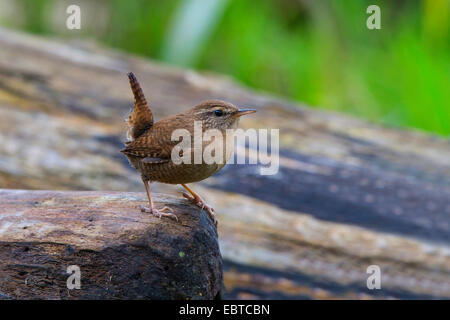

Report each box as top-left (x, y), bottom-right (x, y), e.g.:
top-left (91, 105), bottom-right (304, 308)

top-left (1, 0), bottom-right (449, 135)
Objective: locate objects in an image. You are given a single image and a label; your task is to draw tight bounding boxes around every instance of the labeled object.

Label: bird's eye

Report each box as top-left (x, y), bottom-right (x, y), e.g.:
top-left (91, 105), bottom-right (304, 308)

top-left (214, 110), bottom-right (224, 117)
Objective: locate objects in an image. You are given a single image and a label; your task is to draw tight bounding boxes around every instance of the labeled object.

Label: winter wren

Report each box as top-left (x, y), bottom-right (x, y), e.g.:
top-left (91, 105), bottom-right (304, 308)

top-left (121, 72), bottom-right (256, 226)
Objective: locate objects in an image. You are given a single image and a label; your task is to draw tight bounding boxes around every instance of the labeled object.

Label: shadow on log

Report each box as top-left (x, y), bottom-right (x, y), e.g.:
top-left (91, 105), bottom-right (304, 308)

top-left (0, 190), bottom-right (223, 300)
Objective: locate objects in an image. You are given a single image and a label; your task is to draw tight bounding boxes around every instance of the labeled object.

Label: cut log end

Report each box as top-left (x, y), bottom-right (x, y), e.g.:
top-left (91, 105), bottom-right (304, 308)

top-left (0, 189), bottom-right (223, 300)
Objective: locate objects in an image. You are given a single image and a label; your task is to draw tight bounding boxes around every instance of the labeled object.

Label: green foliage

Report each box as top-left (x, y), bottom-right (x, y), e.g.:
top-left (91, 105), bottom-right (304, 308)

top-left (4, 0), bottom-right (449, 135)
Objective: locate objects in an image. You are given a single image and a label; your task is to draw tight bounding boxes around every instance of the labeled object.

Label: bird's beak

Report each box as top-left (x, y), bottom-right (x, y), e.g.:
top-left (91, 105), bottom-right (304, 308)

top-left (234, 108), bottom-right (257, 117)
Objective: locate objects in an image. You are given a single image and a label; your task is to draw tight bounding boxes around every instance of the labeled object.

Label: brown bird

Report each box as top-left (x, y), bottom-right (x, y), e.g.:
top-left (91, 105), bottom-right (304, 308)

top-left (121, 72), bottom-right (256, 226)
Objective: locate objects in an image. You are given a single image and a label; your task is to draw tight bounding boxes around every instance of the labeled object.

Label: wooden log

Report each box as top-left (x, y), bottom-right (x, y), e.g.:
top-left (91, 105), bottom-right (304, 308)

top-left (0, 190), bottom-right (222, 300)
top-left (0, 28), bottom-right (449, 299)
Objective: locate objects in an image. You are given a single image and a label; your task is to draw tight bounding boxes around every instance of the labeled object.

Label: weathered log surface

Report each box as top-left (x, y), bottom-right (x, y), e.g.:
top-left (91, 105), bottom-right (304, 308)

top-left (0, 189), bottom-right (222, 300)
top-left (0, 28), bottom-right (449, 299)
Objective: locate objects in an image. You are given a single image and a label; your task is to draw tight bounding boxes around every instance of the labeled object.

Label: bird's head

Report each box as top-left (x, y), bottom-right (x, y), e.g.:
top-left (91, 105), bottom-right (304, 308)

top-left (189, 100), bottom-right (256, 130)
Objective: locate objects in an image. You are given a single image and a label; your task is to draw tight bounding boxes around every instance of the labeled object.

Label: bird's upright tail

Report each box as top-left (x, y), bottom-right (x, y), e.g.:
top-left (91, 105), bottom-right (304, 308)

top-left (128, 72), bottom-right (148, 109)
top-left (125, 72), bottom-right (154, 141)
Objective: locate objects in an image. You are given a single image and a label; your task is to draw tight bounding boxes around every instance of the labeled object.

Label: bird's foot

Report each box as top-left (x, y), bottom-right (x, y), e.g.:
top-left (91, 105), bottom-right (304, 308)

top-left (182, 192), bottom-right (217, 227)
top-left (140, 205), bottom-right (178, 221)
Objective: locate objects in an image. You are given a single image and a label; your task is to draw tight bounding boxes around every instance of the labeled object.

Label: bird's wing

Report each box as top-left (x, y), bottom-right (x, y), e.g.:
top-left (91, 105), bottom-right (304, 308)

top-left (120, 134), bottom-right (172, 163)
top-left (126, 72), bottom-right (154, 140)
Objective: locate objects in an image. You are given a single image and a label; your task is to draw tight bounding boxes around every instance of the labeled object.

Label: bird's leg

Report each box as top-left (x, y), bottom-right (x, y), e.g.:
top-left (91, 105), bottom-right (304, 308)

top-left (141, 178), bottom-right (178, 221)
top-left (181, 184), bottom-right (217, 226)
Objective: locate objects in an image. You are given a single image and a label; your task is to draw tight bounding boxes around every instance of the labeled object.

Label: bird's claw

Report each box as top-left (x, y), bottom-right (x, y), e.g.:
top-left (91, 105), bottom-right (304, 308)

top-left (139, 205), bottom-right (178, 221)
top-left (181, 192), bottom-right (217, 227)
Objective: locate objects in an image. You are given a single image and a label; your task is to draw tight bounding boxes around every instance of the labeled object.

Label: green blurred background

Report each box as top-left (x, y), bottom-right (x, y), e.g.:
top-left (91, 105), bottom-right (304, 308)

top-left (0, 0), bottom-right (448, 135)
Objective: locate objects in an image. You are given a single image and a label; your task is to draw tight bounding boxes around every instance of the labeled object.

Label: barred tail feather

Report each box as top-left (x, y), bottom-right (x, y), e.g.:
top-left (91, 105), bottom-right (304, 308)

top-left (125, 72), bottom-right (154, 141)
